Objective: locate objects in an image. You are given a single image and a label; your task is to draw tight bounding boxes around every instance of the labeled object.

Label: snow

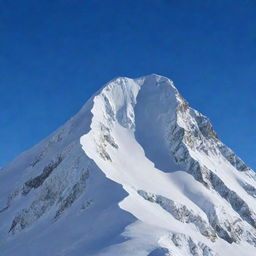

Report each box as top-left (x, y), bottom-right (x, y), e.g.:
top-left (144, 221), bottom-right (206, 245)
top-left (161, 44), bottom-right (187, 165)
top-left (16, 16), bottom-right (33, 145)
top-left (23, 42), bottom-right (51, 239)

top-left (0, 74), bottom-right (255, 256)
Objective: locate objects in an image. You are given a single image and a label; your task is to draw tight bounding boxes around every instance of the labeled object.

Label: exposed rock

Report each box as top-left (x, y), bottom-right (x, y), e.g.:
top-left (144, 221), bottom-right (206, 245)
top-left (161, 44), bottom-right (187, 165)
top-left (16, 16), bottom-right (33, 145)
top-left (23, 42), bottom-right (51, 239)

top-left (22, 155), bottom-right (63, 195)
top-left (240, 181), bottom-right (256, 198)
top-left (55, 169), bottom-right (89, 219)
top-left (138, 190), bottom-right (217, 241)
top-left (171, 233), bottom-right (218, 256)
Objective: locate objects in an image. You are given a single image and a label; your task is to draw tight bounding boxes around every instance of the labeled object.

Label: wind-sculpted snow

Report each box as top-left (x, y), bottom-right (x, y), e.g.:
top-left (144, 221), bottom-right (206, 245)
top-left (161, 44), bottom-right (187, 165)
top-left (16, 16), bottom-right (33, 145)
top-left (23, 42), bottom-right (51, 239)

top-left (0, 74), bottom-right (255, 256)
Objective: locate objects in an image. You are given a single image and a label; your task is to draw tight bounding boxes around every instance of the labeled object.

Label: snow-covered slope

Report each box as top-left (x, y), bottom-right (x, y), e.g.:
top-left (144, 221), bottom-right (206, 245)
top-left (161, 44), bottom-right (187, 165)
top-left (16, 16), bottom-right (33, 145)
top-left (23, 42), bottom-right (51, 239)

top-left (0, 74), bottom-right (255, 256)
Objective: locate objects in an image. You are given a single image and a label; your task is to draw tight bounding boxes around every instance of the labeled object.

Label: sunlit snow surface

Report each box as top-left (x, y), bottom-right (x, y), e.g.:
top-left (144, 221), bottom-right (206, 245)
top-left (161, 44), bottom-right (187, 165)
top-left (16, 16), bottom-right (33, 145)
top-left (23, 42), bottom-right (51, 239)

top-left (0, 75), bottom-right (255, 256)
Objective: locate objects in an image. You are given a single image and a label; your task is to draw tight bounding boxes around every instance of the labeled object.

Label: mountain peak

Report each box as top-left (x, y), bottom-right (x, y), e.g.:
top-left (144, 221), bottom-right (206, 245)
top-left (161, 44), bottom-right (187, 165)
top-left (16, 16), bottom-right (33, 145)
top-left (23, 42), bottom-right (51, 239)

top-left (0, 75), bottom-right (255, 256)
top-left (104, 74), bottom-right (175, 92)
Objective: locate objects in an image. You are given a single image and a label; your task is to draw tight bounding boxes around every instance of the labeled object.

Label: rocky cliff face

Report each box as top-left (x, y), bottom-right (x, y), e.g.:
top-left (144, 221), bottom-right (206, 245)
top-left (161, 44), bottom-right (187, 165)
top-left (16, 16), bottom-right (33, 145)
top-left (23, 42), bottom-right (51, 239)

top-left (0, 74), bottom-right (255, 256)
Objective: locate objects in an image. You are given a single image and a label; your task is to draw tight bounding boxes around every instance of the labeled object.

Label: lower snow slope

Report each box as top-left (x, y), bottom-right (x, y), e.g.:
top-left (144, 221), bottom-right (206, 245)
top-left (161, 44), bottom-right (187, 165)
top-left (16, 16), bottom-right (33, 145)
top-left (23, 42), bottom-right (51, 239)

top-left (0, 75), bottom-right (255, 256)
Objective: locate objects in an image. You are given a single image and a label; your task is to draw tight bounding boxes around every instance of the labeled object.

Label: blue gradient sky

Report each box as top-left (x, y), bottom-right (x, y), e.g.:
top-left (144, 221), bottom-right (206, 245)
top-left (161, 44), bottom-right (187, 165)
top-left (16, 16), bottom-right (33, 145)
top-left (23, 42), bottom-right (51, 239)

top-left (1, 0), bottom-right (256, 169)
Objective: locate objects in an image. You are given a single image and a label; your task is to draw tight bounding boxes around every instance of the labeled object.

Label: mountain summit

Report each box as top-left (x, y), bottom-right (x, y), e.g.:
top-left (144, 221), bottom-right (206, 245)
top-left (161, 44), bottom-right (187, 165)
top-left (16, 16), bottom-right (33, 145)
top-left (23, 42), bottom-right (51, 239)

top-left (0, 75), bottom-right (255, 256)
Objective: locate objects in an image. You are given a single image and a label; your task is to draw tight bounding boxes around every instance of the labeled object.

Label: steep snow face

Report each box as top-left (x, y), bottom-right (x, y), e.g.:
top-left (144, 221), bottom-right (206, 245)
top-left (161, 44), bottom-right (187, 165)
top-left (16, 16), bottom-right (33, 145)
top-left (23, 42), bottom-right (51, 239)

top-left (0, 74), bottom-right (255, 256)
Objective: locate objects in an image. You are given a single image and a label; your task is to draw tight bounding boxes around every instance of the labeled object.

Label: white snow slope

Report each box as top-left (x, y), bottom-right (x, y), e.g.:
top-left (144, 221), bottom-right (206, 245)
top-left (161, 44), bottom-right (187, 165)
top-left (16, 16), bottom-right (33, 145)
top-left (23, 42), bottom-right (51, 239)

top-left (0, 74), bottom-right (255, 256)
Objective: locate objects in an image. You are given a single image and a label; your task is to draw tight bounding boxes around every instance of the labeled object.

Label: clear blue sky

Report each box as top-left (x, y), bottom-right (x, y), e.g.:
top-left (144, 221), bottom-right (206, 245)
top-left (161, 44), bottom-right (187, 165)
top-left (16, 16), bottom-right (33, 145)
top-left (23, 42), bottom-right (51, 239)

top-left (1, 0), bottom-right (256, 169)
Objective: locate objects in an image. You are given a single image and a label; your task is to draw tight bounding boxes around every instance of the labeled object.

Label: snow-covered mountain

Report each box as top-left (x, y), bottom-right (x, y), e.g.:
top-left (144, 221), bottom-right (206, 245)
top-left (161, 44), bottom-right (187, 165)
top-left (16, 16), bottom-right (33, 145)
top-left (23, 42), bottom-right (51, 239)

top-left (0, 74), bottom-right (255, 256)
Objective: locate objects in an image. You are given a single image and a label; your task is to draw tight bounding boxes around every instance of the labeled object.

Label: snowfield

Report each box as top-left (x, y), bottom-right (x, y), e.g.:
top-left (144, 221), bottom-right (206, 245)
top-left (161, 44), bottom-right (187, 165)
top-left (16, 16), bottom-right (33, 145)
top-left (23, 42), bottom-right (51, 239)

top-left (0, 74), bottom-right (255, 256)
